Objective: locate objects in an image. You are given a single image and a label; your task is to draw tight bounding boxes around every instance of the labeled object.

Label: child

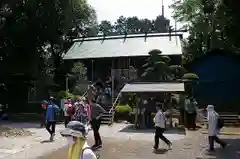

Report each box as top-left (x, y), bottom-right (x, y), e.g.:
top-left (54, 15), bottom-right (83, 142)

top-left (61, 121), bottom-right (98, 159)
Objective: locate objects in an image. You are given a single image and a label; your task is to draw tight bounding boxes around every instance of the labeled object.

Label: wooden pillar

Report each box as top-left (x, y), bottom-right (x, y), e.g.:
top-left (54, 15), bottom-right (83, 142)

top-left (111, 59), bottom-right (115, 104)
top-left (65, 75), bottom-right (69, 92)
top-left (134, 95), bottom-right (139, 128)
top-left (91, 60), bottom-right (94, 81)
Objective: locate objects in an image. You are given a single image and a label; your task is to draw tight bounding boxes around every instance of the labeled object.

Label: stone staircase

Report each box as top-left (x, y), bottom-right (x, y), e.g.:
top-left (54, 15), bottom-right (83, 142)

top-left (101, 104), bottom-right (114, 125)
top-left (101, 95), bottom-right (121, 125)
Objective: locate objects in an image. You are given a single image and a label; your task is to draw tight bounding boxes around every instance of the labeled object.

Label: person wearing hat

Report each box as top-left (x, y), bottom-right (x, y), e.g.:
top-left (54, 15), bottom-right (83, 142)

top-left (61, 121), bottom-right (98, 159)
top-left (206, 105), bottom-right (227, 151)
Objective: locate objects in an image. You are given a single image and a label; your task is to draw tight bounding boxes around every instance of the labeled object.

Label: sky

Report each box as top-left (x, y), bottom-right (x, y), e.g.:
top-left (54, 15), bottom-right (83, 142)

top-left (87, 0), bottom-right (177, 28)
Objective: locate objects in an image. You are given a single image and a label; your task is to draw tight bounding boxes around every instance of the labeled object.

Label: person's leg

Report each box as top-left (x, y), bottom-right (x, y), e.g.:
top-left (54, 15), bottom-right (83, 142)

top-left (213, 136), bottom-right (227, 148)
top-left (158, 128), bottom-right (172, 146)
top-left (147, 112), bottom-right (152, 128)
top-left (153, 127), bottom-right (160, 150)
top-left (91, 119), bottom-right (98, 146)
top-left (192, 113), bottom-right (196, 130)
top-left (45, 121), bottom-right (52, 135)
top-left (50, 121), bottom-right (56, 140)
top-left (144, 112), bottom-right (148, 128)
top-left (189, 113), bottom-right (193, 129)
top-left (208, 136), bottom-right (214, 151)
top-left (186, 113), bottom-right (190, 129)
top-left (40, 113), bottom-right (44, 128)
top-left (64, 116), bottom-right (70, 128)
top-left (52, 121), bottom-right (56, 134)
top-left (95, 119), bottom-right (102, 146)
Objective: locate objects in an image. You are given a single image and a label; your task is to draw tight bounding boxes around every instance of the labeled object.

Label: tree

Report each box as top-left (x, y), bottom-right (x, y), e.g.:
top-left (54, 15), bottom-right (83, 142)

top-left (0, 0), bottom-right (97, 82)
top-left (114, 16), bottom-right (127, 34)
top-left (141, 49), bottom-right (182, 81)
top-left (98, 20), bottom-right (113, 35)
top-left (0, 0), bottom-right (97, 111)
top-left (170, 0), bottom-right (240, 61)
top-left (70, 61), bottom-right (88, 94)
top-left (110, 15), bottom-right (170, 35)
top-left (152, 15), bottom-right (170, 33)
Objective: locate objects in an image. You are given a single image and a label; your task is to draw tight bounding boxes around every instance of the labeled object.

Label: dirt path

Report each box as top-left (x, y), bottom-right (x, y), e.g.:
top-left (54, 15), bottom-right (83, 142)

top-left (38, 134), bottom-right (240, 159)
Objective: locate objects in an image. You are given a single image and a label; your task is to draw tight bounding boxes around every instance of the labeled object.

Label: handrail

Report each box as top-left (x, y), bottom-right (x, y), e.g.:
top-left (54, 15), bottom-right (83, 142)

top-left (108, 92), bottom-right (121, 113)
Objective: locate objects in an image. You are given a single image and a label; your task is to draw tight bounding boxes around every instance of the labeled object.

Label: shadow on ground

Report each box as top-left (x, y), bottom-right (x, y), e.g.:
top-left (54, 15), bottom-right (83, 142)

top-left (201, 138), bottom-right (240, 159)
top-left (40, 140), bottom-right (53, 143)
top-left (119, 125), bottom-right (186, 135)
top-left (153, 148), bottom-right (168, 154)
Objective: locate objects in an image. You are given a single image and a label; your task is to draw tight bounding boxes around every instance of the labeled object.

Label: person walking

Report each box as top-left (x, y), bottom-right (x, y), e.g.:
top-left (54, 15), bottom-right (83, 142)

top-left (153, 104), bottom-right (172, 151)
top-left (72, 97), bottom-right (89, 125)
top-left (89, 99), bottom-right (106, 149)
top-left (60, 121), bottom-right (98, 159)
top-left (64, 99), bottom-right (74, 128)
top-left (207, 105), bottom-right (227, 151)
top-left (40, 100), bottom-right (48, 128)
top-left (45, 97), bottom-right (59, 141)
top-left (143, 99), bottom-right (152, 128)
top-left (185, 97), bottom-right (197, 130)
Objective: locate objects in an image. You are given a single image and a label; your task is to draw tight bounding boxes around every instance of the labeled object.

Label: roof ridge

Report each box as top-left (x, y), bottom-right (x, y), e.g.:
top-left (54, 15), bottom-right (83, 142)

top-left (73, 33), bottom-right (183, 42)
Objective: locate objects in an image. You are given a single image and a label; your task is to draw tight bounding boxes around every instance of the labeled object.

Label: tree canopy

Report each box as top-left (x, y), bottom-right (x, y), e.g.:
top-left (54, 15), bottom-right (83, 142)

top-left (98, 15), bottom-right (171, 35)
top-left (170, 0), bottom-right (240, 61)
top-left (0, 0), bottom-right (97, 85)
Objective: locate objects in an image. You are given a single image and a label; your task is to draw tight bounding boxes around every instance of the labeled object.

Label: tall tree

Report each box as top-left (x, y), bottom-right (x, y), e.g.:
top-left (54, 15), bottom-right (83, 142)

top-left (98, 20), bottom-right (113, 35)
top-left (170, 0), bottom-right (240, 61)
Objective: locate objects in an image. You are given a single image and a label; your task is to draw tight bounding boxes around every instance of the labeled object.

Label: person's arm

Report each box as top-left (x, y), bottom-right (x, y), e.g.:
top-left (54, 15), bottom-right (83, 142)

top-left (184, 100), bottom-right (189, 111)
top-left (54, 105), bottom-right (60, 112)
top-left (45, 107), bottom-right (49, 122)
top-left (82, 149), bottom-right (97, 159)
top-left (96, 104), bottom-right (106, 119)
top-left (153, 112), bottom-right (159, 123)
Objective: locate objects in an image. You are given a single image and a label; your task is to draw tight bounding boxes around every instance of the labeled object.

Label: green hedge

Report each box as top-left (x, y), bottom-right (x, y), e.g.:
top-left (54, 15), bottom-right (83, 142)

top-left (115, 105), bottom-right (132, 113)
top-left (57, 91), bottom-right (75, 99)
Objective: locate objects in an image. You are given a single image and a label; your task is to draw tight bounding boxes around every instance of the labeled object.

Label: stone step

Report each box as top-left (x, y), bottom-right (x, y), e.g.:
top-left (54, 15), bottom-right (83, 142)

top-left (101, 120), bottom-right (111, 124)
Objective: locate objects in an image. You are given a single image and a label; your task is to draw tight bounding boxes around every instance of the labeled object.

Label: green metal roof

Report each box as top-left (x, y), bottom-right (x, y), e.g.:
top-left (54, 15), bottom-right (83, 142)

top-left (63, 33), bottom-right (183, 60)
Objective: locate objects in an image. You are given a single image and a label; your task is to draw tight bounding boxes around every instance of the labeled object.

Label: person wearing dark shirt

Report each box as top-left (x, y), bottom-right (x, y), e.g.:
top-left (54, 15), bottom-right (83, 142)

top-left (45, 97), bottom-right (59, 141)
top-left (40, 100), bottom-right (48, 128)
top-left (89, 100), bottom-right (106, 149)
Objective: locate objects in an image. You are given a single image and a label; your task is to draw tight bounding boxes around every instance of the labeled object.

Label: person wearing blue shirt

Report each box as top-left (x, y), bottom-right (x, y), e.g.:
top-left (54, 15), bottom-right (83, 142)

top-left (45, 97), bottom-right (59, 141)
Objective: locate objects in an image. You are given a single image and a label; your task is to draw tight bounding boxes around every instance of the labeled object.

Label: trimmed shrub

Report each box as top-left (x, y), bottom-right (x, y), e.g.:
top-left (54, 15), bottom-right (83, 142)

top-left (182, 73), bottom-right (199, 80)
top-left (115, 105), bottom-right (132, 113)
top-left (57, 91), bottom-right (75, 99)
top-left (114, 105), bottom-right (132, 122)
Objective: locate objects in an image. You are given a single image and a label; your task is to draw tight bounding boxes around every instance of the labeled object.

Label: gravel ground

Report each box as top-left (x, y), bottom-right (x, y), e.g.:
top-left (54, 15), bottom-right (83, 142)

top-left (37, 132), bottom-right (240, 159)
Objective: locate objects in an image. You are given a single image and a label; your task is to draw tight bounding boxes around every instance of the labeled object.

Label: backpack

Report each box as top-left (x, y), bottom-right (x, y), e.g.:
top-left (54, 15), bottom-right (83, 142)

top-left (104, 87), bottom-right (111, 97)
top-left (81, 147), bottom-right (100, 159)
top-left (72, 102), bottom-right (89, 124)
top-left (48, 104), bottom-right (59, 120)
top-left (217, 118), bottom-right (224, 129)
top-left (67, 104), bottom-right (74, 116)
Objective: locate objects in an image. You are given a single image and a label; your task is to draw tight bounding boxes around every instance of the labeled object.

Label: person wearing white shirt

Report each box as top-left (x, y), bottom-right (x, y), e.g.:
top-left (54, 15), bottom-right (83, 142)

top-left (153, 104), bottom-right (172, 150)
top-left (207, 105), bottom-right (227, 151)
